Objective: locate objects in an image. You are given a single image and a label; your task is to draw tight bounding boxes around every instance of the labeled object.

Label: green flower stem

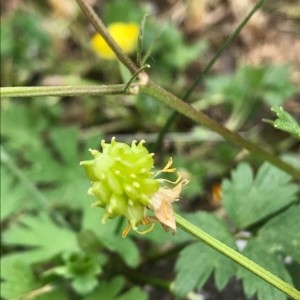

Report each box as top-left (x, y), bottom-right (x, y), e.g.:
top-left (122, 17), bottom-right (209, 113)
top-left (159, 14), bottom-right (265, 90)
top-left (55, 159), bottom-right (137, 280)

top-left (141, 82), bottom-right (300, 180)
top-left (175, 213), bottom-right (300, 299)
top-left (0, 84), bottom-right (135, 98)
top-left (75, 0), bottom-right (138, 75)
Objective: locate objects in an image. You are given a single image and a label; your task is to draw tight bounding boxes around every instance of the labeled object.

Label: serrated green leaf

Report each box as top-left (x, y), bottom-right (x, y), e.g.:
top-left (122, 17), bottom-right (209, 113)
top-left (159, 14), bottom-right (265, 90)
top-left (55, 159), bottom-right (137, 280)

top-left (174, 212), bottom-right (237, 297)
top-left (2, 213), bottom-right (78, 264)
top-left (237, 241), bottom-right (292, 300)
top-left (270, 106), bottom-right (300, 139)
top-left (258, 204), bottom-right (300, 263)
top-left (222, 162), bottom-right (298, 229)
top-left (0, 259), bottom-right (40, 299)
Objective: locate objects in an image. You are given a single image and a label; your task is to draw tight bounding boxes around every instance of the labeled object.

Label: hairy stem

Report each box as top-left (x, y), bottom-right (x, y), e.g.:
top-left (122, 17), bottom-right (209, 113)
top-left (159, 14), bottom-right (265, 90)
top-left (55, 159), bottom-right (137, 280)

top-left (75, 0), bottom-right (138, 74)
top-left (175, 213), bottom-right (300, 299)
top-left (0, 84), bottom-right (136, 98)
top-left (141, 81), bottom-right (300, 179)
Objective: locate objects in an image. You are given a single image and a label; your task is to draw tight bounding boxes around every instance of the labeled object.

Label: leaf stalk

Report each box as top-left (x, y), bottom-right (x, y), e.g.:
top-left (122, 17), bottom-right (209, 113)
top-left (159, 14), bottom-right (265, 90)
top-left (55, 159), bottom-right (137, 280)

top-left (175, 213), bottom-right (300, 299)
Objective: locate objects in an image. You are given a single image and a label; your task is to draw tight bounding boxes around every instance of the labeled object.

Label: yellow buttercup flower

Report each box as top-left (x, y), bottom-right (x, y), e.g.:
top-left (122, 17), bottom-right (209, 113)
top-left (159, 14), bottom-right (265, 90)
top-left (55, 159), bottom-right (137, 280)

top-left (91, 22), bottom-right (139, 60)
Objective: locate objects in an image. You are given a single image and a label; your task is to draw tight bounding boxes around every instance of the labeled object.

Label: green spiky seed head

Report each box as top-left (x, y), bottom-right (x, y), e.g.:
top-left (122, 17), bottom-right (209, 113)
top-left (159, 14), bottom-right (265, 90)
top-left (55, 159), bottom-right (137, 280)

top-left (80, 138), bottom-right (159, 232)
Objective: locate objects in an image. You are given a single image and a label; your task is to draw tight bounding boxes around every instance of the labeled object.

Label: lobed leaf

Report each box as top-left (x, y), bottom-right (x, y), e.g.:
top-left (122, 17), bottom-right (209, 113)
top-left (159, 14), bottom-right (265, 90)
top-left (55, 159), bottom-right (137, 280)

top-left (222, 162), bottom-right (298, 229)
top-left (257, 204), bottom-right (300, 264)
top-left (237, 240), bottom-right (293, 300)
top-left (174, 212), bottom-right (237, 297)
top-left (2, 213), bottom-right (78, 264)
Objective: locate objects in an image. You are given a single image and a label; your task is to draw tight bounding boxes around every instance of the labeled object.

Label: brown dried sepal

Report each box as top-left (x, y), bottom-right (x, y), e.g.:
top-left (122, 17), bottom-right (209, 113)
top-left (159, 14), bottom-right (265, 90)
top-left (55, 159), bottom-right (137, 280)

top-left (148, 179), bottom-right (189, 233)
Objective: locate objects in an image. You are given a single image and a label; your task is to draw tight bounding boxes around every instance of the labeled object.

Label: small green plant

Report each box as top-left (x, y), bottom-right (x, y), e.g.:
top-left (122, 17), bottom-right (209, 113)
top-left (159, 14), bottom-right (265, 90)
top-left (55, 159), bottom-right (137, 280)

top-left (1, 0), bottom-right (300, 299)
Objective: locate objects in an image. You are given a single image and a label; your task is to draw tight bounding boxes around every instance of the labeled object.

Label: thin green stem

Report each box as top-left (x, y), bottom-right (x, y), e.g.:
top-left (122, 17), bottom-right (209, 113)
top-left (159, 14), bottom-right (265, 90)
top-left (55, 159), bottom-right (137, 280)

top-left (154, 0), bottom-right (264, 151)
top-left (0, 84), bottom-right (135, 98)
top-left (175, 213), bottom-right (300, 299)
top-left (141, 81), bottom-right (300, 180)
top-left (75, 0), bottom-right (138, 74)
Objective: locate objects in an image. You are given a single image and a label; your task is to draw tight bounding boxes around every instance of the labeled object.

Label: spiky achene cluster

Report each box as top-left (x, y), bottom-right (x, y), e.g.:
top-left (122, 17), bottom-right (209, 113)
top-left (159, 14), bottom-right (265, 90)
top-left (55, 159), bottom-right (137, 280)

top-left (80, 138), bottom-right (159, 235)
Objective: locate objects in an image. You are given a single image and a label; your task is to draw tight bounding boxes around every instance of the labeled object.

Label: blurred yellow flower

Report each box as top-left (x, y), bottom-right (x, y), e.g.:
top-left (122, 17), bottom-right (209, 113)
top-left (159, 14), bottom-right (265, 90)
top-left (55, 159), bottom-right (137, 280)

top-left (91, 22), bottom-right (139, 60)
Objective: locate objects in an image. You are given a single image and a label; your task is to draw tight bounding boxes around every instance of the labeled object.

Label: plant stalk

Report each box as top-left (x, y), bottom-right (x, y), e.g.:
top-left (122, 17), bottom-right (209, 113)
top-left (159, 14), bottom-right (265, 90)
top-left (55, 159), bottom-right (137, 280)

top-left (0, 84), bottom-right (135, 98)
top-left (75, 0), bottom-right (138, 74)
top-left (141, 81), bottom-right (300, 180)
top-left (175, 213), bottom-right (300, 299)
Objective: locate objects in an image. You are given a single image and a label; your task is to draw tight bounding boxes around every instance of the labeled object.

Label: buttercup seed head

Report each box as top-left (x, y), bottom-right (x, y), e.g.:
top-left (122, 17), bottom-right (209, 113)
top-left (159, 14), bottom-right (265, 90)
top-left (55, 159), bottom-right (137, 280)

top-left (80, 139), bottom-right (188, 237)
top-left (80, 138), bottom-right (159, 234)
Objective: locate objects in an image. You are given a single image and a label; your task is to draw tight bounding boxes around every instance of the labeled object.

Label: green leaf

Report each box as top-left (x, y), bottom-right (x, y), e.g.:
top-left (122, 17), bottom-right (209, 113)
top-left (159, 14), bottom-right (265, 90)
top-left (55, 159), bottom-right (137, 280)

top-left (237, 241), bottom-right (292, 300)
top-left (174, 212), bottom-right (237, 297)
top-left (2, 213), bottom-right (78, 264)
top-left (0, 259), bottom-right (40, 299)
top-left (222, 162), bottom-right (298, 229)
top-left (258, 204), bottom-right (300, 264)
top-left (270, 106), bottom-right (300, 139)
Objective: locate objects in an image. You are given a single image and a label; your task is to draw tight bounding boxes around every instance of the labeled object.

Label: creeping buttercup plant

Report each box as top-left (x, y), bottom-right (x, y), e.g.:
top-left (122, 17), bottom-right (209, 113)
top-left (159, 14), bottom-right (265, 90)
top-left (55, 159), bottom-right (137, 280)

top-left (1, 0), bottom-right (300, 299)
